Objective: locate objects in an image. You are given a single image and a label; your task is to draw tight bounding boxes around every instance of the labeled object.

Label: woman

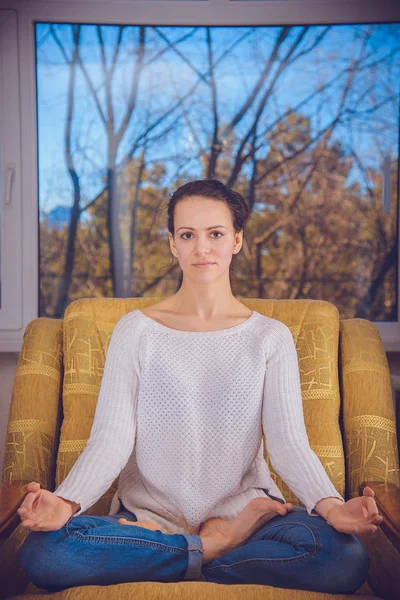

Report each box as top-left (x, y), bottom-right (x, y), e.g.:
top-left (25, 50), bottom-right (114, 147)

top-left (18, 179), bottom-right (382, 594)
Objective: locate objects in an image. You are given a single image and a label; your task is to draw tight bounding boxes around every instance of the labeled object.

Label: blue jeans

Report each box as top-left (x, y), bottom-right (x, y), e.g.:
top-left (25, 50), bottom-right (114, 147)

top-left (19, 502), bottom-right (370, 595)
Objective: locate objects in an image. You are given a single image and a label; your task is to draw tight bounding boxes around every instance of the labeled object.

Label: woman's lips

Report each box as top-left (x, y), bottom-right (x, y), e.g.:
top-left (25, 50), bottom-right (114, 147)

top-left (192, 263), bottom-right (215, 267)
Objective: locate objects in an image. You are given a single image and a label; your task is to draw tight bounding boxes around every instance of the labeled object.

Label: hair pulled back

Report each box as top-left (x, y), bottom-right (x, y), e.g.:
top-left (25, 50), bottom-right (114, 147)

top-left (166, 179), bottom-right (250, 275)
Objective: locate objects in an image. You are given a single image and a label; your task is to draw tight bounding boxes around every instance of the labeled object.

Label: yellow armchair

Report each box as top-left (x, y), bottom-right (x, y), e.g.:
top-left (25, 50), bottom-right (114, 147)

top-left (1, 298), bottom-right (399, 600)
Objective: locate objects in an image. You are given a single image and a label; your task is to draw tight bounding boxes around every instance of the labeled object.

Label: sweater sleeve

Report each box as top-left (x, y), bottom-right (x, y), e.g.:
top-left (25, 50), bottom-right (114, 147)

top-left (261, 320), bottom-right (345, 517)
top-left (53, 312), bottom-right (141, 516)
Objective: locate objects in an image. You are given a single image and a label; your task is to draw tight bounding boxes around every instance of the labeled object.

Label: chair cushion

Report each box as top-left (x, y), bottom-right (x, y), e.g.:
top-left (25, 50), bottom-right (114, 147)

top-left (15, 580), bottom-right (377, 600)
top-left (55, 297), bottom-right (345, 515)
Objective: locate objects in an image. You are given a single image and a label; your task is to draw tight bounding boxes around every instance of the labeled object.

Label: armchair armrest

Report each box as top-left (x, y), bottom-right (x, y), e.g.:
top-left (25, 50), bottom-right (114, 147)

top-left (0, 482), bottom-right (28, 543)
top-left (2, 317), bottom-right (63, 490)
top-left (339, 319), bottom-right (400, 499)
top-left (0, 482), bottom-right (32, 599)
top-left (358, 481), bottom-right (400, 600)
top-left (359, 481), bottom-right (400, 553)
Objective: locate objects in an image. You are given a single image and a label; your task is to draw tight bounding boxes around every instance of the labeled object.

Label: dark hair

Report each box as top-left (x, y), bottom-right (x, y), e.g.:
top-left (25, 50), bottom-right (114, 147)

top-left (165, 179), bottom-right (250, 276)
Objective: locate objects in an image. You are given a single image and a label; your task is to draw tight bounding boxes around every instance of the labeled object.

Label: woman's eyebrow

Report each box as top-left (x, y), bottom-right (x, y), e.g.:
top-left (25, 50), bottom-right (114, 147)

top-left (177, 225), bottom-right (228, 231)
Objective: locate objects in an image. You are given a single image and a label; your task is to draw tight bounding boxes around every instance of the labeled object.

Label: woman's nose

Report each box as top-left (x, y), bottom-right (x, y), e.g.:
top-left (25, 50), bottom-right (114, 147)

top-left (194, 244), bottom-right (211, 253)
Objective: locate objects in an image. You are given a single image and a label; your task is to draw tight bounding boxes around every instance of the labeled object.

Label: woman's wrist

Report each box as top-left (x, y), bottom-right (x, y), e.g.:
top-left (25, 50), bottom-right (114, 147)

top-left (58, 496), bottom-right (81, 515)
top-left (314, 497), bottom-right (345, 521)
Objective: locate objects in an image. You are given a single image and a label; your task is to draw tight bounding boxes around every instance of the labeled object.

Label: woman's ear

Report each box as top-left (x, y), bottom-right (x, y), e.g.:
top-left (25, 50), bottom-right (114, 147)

top-left (168, 232), bottom-right (176, 254)
top-left (234, 230), bottom-right (243, 251)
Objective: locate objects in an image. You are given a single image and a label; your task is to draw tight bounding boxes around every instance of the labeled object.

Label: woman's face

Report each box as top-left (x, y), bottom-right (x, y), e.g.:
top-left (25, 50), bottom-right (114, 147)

top-left (168, 196), bottom-right (242, 278)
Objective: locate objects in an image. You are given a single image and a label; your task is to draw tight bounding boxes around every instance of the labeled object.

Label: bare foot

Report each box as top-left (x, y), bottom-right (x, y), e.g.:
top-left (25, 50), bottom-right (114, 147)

top-left (199, 497), bottom-right (293, 565)
top-left (118, 518), bottom-right (165, 533)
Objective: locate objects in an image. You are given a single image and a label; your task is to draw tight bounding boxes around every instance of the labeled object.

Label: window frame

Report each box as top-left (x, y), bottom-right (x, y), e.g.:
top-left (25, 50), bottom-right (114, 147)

top-left (0, 9), bottom-right (23, 339)
top-left (2, 0), bottom-right (400, 351)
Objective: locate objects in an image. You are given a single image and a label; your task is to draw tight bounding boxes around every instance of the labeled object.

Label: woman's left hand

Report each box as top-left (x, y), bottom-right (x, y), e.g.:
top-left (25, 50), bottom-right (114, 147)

top-left (326, 485), bottom-right (383, 535)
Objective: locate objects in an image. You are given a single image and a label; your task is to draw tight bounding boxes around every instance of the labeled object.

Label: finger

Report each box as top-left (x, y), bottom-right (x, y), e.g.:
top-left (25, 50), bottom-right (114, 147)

top-left (361, 524), bottom-right (378, 534)
top-left (17, 506), bottom-right (30, 519)
top-left (25, 518), bottom-right (51, 532)
top-left (32, 490), bottom-right (43, 510)
top-left (18, 503), bottom-right (32, 518)
top-left (363, 486), bottom-right (375, 497)
top-left (368, 514), bottom-right (383, 525)
top-left (26, 482), bottom-right (41, 498)
top-left (363, 495), bottom-right (379, 518)
top-left (23, 490), bottom-right (41, 512)
top-left (20, 519), bottom-right (40, 530)
top-left (27, 482), bottom-right (40, 492)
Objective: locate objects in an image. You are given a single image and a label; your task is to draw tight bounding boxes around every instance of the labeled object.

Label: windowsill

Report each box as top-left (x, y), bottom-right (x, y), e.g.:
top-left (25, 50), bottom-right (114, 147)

top-left (387, 353), bottom-right (400, 384)
top-left (0, 336), bottom-right (23, 354)
top-left (385, 342), bottom-right (400, 353)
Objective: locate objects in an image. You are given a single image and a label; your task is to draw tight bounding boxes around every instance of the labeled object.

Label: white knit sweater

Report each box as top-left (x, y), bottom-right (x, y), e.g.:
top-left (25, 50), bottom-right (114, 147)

top-left (53, 309), bottom-right (344, 535)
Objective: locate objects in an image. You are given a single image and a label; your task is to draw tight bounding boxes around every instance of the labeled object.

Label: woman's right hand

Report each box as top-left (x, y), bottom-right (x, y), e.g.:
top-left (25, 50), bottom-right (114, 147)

top-left (17, 482), bottom-right (78, 532)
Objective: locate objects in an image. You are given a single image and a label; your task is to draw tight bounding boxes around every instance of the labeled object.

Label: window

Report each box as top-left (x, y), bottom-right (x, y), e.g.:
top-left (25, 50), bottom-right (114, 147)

top-left (36, 21), bottom-right (400, 325)
top-left (2, 0), bottom-right (400, 350)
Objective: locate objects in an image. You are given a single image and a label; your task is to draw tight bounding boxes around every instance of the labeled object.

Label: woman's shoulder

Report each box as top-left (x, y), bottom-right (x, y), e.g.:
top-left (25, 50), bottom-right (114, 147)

top-left (137, 302), bottom-right (173, 326)
top-left (254, 314), bottom-right (295, 358)
top-left (112, 309), bottom-right (146, 339)
top-left (256, 312), bottom-right (292, 335)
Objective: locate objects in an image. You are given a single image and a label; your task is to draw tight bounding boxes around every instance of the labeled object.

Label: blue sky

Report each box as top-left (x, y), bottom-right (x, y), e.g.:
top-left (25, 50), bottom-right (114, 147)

top-left (36, 22), bottom-right (400, 216)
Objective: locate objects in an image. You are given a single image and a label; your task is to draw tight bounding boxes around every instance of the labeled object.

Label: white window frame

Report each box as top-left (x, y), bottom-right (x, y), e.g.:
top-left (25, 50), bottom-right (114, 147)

top-left (0, 10), bottom-right (23, 337)
top-left (1, 0), bottom-right (400, 351)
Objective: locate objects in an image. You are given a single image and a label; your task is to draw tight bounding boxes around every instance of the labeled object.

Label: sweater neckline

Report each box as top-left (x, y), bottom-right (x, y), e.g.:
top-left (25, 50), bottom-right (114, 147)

top-left (136, 308), bottom-right (259, 337)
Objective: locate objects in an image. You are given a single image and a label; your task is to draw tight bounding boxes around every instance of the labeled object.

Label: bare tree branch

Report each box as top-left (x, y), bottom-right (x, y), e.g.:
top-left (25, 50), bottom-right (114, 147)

top-left (221, 26), bottom-right (291, 140)
top-left (206, 27), bottom-right (220, 179)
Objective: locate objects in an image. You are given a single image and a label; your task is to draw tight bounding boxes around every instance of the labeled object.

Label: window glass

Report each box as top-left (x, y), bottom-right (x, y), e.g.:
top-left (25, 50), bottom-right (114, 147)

top-left (36, 23), bottom-right (400, 320)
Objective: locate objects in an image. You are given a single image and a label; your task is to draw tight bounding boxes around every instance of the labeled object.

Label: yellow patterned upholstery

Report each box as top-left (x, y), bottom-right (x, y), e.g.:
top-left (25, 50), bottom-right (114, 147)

top-left (339, 319), bottom-right (400, 497)
top-left (2, 297), bottom-right (398, 600)
top-left (2, 318), bottom-right (63, 490)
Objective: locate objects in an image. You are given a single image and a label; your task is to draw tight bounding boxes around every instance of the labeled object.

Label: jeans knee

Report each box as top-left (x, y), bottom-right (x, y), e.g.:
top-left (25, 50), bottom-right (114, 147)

top-left (330, 535), bottom-right (370, 594)
top-left (19, 529), bottom-right (63, 590)
top-left (346, 537), bottom-right (370, 592)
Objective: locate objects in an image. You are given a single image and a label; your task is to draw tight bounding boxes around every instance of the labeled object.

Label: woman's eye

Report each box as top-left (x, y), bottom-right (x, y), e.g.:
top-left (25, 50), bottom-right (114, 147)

top-left (181, 232), bottom-right (223, 239)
